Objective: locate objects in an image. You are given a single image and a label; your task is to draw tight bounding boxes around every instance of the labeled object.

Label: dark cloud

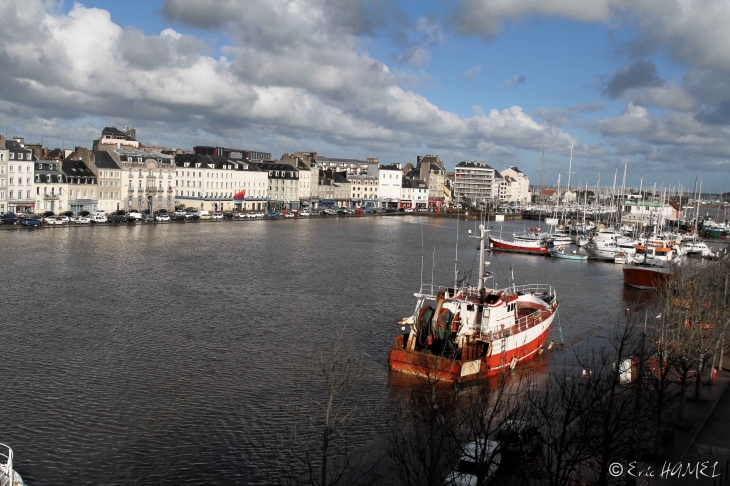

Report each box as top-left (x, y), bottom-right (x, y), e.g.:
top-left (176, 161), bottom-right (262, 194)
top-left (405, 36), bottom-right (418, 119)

top-left (695, 102), bottom-right (730, 125)
top-left (602, 59), bottom-right (663, 98)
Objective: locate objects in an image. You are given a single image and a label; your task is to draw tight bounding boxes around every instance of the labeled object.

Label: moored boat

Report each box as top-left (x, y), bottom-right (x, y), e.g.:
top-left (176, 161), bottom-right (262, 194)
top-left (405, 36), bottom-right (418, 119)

top-left (489, 235), bottom-right (550, 255)
top-left (388, 225), bottom-right (559, 383)
top-left (1, 443), bottom-right (24, 486)
top-left (549, 246), bottom-right (588, 261)
top-left (622, 244), bottom-right (678, 290)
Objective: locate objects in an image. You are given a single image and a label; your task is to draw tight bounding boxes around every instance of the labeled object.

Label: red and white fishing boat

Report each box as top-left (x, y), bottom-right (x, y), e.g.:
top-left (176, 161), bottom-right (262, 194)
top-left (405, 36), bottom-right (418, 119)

top-left (622, 244), bottom-right (678, 290)
top-left (488, 235), bottom-right (550, 255)
top-left (388, 225), bottom-right (559, 383)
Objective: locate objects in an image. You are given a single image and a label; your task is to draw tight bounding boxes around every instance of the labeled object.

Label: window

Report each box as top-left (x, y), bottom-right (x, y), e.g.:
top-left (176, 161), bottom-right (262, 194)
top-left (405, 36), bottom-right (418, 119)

top-left (9, 178), bottom-right (13, 184)
top-left (10, 153), bottom-right (14, 160)
top-left (26, 190), bottom-right (30, 199)
top-left (9, 165), bottom-right (13, 171)
top-left (9, 191), bottom-right (13, 198)
top-left (26, 165), bottom-right (30, 172)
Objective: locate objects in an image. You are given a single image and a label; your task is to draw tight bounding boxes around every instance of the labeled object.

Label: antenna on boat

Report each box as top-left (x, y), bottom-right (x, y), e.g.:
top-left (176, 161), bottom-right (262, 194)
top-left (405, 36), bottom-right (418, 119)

top-left (431, 246), bottom-right (436, 295)
top-left (420, 225), bottom-right (424, 294)
top-left (454, 210), bottom-right (460, 291)
top-left (510, 264), bottom-right (516, 292)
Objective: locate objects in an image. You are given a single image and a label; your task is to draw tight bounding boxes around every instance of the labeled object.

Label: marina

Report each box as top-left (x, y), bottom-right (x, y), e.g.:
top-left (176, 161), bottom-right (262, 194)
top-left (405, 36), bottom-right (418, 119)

top-left (0, 216), bottom-right (684, 485)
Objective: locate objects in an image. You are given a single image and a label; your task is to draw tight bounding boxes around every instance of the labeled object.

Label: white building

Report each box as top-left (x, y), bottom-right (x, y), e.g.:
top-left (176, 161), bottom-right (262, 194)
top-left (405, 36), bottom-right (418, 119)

top-left (377, 163), bottom-right (402, 209)
top-left (34, 159), bottom-right (69, 214)
top-left (621, 201), bottom-right (680, 227)
top-left (501, 167), bottom-right (531, 204)
top-left (5, 138), bottom-right (36, 214)
top-left (454, 161), bottom-right (495, 207)
top-left (91, 151), bottom-right (124, 212)
top-left (175, 154), bottom-right (269, 212)
top-left (0, 143), bottom-right (7, 214)
top-left (400, 179), bottom-right (428, 209)
top-left (255, 162), bottom-right (300, 210)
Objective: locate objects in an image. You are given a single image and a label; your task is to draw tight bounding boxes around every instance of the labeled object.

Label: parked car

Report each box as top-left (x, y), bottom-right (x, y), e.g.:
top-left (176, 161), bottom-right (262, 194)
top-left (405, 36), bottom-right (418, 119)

top-left (154, 209), bottom-right (168, 215)
top-left (299, 210), bottom-right (311, 216)
top-left (75, 216), bottom-right (91, 224)
top-left (364, 208), bottom-right (375, 214)
top-left (448, 440), bottom-right (501, 486)
top-left (142, 214), bottom-right (155, 223)
top-left (284, 212), bottom-right (295, 218)
top-left (45, 216), bottom-right (64, 225)
top-left (210, 213), bottom-right (223, 220)
top-left (417, 208), bottom-right (428, 212)
top-left (58, 215), bottom-right (72, 223)
top-left (92, 214), bottom-right (107, 223)
top-left (354, 209), bottom-right (364, 215)
top-left (0, 217), bottom-right (20, 225)
top-left (404, 208), bottom-right (414, 213)
top-left (324, 209), bottom-right (337, 215)
top-left (127, 211), bottom-right (143, 221)
top-left (21, 218), bottom-right (42, 226)
top-left (222, 212), bottom-right (233, 219)
top-left (495, 421), bottom-right (541, 461)
top-left (266, 212), bottom-right (279, 217)
top-left (235, 212), bottom-right (248, 219)
top-left (155, 214), bottom-right (170, 222)
top-left (310, 210), bottom-right (322, 216)
top-left (198, 210), bottom-right (211, 220)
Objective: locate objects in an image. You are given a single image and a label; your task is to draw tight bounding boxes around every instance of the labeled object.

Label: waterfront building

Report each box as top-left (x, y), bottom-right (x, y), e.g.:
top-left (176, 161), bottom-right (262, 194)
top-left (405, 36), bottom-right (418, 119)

top-left (332, 172), bottom-right (350, 207)
top-left (91, 151), bottom-right (123, 212)
top-left (61, 158), bottom-right (98, 214)
top-left (347, 174), bottom-right (379, 208)
top-left (253, 161), bottom-right (300, 210)
top-left (175, 154), bottom-right (268, 212)
top-left (400, 178), bottom-right (428, 209)
top-left (621, 201), bottom-right (680, 227)
top-left (501, 167), bottom-right (531, 204)
top-left (0, 140), bottom-right (7, 214)
top-left (416, 155), bottom-right (447, 210)
top-left (314, 171), bottom-right (337, 208)
top-left (33, 159), bottom-right (69, 214)
top-left (193, 145), bottom-right (271, 161)
top-left (378, 163), bottom-right (402, 209)
top-left (280, 153), bottom-right (315, 207)
top-left (93, 126), bottom-right (140, 150)
top-left (5, 137), bottom-right (36, 214)
top-left (493, 171), bottom-right (509, 203)
top-left (454, 161), bottom-right (496, 207)
top-left (317, 155), bottom-right (378, 175)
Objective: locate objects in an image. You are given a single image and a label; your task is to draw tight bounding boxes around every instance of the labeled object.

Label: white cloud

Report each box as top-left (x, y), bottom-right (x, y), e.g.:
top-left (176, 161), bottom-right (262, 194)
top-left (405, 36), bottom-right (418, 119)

top-left (0, 0), bottom-right (579, 170)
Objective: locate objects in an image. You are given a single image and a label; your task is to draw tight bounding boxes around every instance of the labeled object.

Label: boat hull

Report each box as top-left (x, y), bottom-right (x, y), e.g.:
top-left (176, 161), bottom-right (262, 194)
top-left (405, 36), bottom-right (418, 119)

top-left (622, 264), bottom-right (671, 290)
top-left (549, 251), bottom-right (587, 260)
top-left (489, 237), bottom-right (549, 255)
top-left (388, 310), bottom-right (555, 383)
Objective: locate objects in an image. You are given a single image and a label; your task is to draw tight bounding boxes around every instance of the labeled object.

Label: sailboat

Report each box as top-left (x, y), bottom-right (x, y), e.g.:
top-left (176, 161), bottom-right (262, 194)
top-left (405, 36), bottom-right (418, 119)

top-left (388, 224), bottom-right (559, 383)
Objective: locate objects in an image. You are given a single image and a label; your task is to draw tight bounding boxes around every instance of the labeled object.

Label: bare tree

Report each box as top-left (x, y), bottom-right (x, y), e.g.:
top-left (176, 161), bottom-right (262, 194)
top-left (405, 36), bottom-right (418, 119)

top-left (272, 329), bottom-right (383, 486)
top-left (386, 355), bottom-right (460, 486)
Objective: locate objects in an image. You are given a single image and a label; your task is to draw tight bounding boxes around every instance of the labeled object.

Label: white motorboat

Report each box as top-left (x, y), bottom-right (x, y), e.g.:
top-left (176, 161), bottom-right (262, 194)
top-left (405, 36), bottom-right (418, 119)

top-left (679, 239), bottom-right (714, 258)
top-left (0, 443), bottom-right (24, 486)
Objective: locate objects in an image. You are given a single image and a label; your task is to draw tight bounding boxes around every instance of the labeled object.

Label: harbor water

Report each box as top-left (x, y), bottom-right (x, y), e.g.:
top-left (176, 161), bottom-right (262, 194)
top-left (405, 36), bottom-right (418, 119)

top-left (1, 217), bottom-right (653, 485)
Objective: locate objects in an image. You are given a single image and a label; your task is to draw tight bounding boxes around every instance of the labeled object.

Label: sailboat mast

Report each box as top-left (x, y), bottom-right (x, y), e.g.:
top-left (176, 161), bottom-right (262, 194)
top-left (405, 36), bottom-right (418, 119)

top-left (567, 140), bottom-right (574, 193)
top-left (477, 224), bottom-right (486, 291)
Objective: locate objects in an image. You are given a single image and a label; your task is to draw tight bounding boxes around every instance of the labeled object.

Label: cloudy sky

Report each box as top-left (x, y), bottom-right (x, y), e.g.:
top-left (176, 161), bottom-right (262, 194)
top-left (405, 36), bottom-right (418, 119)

top-left (1, 0), bottom-right (729, 192)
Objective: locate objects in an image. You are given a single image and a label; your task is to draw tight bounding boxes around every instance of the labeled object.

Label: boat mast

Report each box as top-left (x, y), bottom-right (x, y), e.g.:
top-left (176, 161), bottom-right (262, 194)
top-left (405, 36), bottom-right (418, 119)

top-left (477, 224), bottom-right (486, 291)
top-left (454, 212), bottom-right (460, 291)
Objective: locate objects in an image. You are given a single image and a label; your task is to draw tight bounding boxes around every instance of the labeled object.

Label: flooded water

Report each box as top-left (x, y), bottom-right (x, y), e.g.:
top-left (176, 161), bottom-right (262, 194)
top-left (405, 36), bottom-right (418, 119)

top-left (0, 217), bottom-right (647, 485)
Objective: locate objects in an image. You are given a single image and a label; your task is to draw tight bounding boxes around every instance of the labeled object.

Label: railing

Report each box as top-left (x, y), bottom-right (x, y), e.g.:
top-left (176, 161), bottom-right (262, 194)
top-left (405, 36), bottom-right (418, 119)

top-left (1, 442), bottom-right (14, 485)
top-left (43, 194), bottom-right (59, 200)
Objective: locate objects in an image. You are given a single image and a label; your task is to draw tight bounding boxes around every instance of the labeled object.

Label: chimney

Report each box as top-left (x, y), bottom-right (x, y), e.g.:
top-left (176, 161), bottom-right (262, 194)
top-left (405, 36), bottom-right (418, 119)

top-left (0, 134), bottom-right (5, 149)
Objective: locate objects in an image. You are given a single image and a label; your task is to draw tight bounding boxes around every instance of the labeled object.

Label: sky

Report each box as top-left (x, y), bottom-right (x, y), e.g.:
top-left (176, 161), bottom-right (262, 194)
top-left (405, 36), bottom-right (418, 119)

top-left (1, 0), bottom-right (729, 193)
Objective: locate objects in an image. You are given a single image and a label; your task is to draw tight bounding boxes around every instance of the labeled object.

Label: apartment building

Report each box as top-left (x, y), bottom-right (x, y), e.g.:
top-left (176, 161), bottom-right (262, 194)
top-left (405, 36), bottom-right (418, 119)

top-left (347, 174), bottom-right (379, 207)
top-left (454, 161), bottom-right (496, 207)
top-left (5, 138), bottom-right (36, 214)
top-left (377, 163), bottom-right (402, 209)
top-left (0, 142), bottom-right (7, 213)
top-left (34, 159), bottom-right (69, 214)
top-left (175, 154), bottom-right (268, 212)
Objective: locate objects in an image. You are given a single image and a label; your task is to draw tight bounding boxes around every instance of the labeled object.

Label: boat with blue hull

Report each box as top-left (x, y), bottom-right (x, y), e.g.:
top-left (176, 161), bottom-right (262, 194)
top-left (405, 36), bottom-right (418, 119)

top-left (549, 247), bottom-right (588, 261)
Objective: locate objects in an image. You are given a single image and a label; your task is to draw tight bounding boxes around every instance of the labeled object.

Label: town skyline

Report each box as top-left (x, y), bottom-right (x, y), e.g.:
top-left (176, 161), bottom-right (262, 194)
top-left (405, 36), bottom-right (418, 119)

top-left (1, 0), bottom-right (729, 192)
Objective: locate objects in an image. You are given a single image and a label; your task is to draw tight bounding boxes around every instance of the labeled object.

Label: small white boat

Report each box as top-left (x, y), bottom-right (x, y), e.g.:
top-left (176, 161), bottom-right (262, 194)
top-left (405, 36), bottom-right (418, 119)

top-left (1, 443), bottom-right (25, 486)
top-left (614, 251), bottom-right (628, 264)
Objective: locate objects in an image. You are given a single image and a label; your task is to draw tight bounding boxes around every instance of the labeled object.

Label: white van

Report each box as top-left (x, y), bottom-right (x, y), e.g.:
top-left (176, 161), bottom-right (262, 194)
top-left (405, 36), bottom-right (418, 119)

top-left (92, 212), bottom-right (107, 223)
top-left (198, 210), bottom-right (211, 220)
